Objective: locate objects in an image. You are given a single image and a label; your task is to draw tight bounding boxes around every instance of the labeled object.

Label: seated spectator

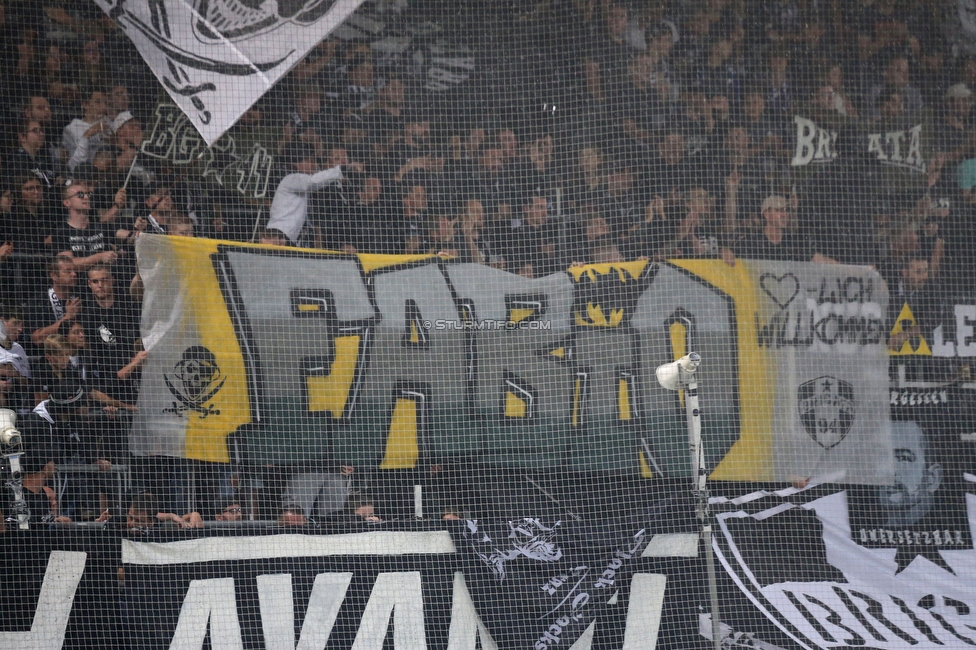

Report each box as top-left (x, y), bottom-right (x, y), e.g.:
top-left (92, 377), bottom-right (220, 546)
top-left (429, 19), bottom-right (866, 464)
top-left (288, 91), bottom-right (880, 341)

top-left (140, 182), bottom-right (177, 235)
top-left (566, 145), bottom-right (606, 210)
top-left (455, 198), bottom-right (495, 264)
top-left (734, 195), bottom-right (835, 263)
top-left (581, 2), bottom-right (633, 104)
top-left (398, 184), bottom-right (430, 255)
top-left (440, 506), bottom-right (467, 521)
top-left (22, 94), bottom-right (54, 133)
top-left (258, 228), bottom-right (291, 246)
top-left (59, 319), bottom-right (93, 380)
top-left (388, 115), bottom-right (444, 186)
top-left (156, 510), bottom-right (204, 529)
top-left (338, 176), bottom-right (388, 253)
top-left (278, 85), bottom-right (333, 159)
top-left (9, 174), bottom-right (54, 256)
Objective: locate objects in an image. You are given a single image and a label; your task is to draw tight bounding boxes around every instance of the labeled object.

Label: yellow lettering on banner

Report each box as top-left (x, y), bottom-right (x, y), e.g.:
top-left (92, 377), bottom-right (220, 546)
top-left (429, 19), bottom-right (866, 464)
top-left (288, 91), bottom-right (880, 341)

top-left (505, 392), bottom-right (528, 418)
top-left (669, 320), bottom-right (689, 408)
top-left (307, 335), bottom-right (361, 417)
top-left (567, 260), bottom-right (648, 283)
top-left (509, 308), bottom-right (535, 324)
top-left (638, 450), bottom-right (653, 478)
top-left (380, 398), bottom-right (419, 469)
top-left (888, 303), bottom-right (932, 356)
top-left (171, 237), bottom-right (252, 463)
top-left (357, 252), bottom-right (437, 274)
top-left (575, 303), bottom-right (625, 327)
top-left (670, 260), bottom-right (774, 481)
top-left (618, 378), bottom-right (632, 421)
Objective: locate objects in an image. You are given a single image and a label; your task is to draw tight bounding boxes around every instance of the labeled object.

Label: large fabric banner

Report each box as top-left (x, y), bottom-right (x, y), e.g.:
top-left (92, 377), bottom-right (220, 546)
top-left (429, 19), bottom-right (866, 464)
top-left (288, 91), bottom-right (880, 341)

top-left (119, 516), bottom-right (699, 650)
top-left (94, 0), bottom-right (366, 144)
top-left (133, 236), bottom-right (891, 484)
top-left (0, 529), bottom-right (120, 650)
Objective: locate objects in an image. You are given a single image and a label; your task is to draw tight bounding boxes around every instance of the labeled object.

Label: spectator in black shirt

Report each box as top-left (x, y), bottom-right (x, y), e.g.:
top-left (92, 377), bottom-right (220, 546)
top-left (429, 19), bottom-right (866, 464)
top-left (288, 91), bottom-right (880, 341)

top-left (80, 264), bottom-right (145, 406)
top-left (51, 180), bottom-right (119, 270)
top-left (505, 195), bottom-right (562, 278)
top-left (27, 253), bottom-right (80, 351)
top-left (6, 119), bottom-right (59, 189)
top-left (887, 257), bottom-right (943, 354)
top-left (734, 195), bottom-right (835, 264)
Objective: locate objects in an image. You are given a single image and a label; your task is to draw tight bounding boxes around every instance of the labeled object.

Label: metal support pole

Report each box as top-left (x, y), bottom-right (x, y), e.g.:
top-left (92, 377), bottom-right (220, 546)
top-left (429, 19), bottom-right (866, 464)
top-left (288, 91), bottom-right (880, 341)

top-left (685, 373), bottom-right (722, 650)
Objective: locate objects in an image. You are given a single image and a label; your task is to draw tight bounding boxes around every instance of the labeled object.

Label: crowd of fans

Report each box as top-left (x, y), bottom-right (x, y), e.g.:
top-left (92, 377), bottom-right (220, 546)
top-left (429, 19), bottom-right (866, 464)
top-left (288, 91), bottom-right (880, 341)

top-left (0, 0), bottom-right (974, 528)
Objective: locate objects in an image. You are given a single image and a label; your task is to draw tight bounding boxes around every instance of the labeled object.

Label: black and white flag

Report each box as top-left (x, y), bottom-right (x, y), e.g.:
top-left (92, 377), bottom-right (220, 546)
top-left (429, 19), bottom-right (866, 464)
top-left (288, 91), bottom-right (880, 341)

top-left (95, 0), bottom-right (366, 145)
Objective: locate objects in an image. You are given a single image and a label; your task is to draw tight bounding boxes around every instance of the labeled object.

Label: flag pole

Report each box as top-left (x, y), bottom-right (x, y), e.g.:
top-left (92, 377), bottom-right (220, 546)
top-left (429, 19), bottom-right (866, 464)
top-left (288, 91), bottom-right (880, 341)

top-left (656, 353), bottom-right (721, 650)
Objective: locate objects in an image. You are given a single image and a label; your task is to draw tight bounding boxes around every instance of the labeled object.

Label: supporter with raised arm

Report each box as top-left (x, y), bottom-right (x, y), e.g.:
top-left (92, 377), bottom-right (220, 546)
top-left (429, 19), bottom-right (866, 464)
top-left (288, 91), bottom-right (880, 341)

top-left (263, 142), bottom-right (352, 246)
top-left (110, 111), bottom-right (152, 186)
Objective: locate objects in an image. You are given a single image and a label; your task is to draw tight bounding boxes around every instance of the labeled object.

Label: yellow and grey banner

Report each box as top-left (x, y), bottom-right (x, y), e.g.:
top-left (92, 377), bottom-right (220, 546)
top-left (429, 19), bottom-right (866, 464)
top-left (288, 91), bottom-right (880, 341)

top-left (134, 236), bottom-right (891, 484)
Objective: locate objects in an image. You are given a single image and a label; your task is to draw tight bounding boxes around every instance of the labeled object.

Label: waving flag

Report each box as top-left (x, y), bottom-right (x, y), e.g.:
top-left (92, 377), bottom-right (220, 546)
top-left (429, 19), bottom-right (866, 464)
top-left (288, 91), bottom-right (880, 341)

top-left (95, 0), bottom-right (366, 145)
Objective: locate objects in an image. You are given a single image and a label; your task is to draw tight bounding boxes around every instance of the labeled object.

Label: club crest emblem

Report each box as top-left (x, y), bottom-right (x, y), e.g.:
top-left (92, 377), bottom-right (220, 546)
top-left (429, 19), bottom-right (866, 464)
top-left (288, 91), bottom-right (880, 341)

top-left (164, 345), bottom-right (225, 418)
top-left (797, 376), bottom-right (855, 449)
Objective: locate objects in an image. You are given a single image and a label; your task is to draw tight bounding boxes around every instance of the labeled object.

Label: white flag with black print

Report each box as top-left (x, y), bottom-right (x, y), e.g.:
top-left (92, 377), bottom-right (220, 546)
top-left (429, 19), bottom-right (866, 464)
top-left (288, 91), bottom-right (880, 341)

top-left (94, 0), bottom-right (366, 145)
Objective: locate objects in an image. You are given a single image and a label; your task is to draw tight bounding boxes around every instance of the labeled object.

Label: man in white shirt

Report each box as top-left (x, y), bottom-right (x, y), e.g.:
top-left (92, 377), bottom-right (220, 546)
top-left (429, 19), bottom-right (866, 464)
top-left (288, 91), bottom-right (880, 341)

top-left (60, 88), bottom-right (110, 169)
top-left (265, 143), bottom-right (361, 246)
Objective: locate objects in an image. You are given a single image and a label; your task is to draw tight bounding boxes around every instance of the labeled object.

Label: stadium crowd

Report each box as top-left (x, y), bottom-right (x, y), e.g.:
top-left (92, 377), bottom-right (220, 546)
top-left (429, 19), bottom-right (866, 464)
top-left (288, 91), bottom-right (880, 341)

top-left (0, 0), bottom-right (974, 527)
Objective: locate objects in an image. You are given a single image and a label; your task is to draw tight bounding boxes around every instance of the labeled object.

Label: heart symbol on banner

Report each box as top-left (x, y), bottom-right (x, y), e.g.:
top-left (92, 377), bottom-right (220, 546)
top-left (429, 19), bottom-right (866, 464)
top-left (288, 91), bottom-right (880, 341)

top-left (760, 273), bottom-right (800, 310)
